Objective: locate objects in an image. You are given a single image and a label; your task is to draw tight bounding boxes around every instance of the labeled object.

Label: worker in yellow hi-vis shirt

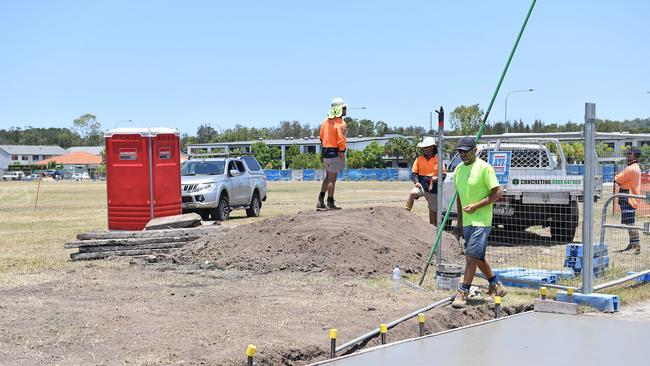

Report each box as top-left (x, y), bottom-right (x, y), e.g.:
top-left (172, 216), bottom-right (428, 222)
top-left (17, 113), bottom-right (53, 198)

top-left (451, 137), bottom-right (507, 309)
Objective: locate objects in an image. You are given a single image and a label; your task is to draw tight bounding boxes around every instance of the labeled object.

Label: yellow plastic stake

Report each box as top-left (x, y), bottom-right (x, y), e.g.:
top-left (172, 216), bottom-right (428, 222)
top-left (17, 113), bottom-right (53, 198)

top-left (246, 344), bottom-right (257, 357)
top-left (417, 313), bottom-right (426, 337)
top-left (567, 287), bottom-right (574, 303)
top-left (246, 344), bottom-right (257, 366)
top-left (540, 286), bottom-right (548, 300)
top-left (380, 323), bottom-right (388, 345)
top-left (329, 329), bottom-right (337, 340)
top-left (329, 329), bottom-right (337, 358)
top-left (494, 296), bottom-right (502, 319)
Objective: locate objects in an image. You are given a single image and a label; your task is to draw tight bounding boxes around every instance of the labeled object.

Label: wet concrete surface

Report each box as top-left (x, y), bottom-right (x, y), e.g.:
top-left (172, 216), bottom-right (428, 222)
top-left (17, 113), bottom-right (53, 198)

top-left (311, 311), bottom-right (649, 366)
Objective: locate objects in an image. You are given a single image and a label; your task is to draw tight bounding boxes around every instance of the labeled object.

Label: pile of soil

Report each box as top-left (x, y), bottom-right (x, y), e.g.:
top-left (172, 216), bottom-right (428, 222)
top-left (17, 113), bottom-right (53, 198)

top-left (176, 206), bottom-right (464, 276)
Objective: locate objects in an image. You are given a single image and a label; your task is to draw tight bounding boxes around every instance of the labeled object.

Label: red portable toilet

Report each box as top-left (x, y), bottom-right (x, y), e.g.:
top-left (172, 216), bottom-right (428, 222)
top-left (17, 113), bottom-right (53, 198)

top-left (105, 127), bottom-right (182, 230)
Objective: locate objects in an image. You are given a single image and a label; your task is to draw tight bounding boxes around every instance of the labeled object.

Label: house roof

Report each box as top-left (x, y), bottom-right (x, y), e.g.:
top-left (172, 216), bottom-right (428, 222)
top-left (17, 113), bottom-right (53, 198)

top-left (66, 146), bottom-right (104, 155)
top-left (40, 151), bottom-right (103, 165)
top-left (0, 145), bottom-right (67, 156)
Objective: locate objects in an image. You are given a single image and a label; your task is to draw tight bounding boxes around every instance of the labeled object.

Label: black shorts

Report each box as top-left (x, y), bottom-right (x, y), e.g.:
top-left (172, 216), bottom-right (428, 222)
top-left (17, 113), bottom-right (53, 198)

top-left (619, 196), bottom-right (636, 225)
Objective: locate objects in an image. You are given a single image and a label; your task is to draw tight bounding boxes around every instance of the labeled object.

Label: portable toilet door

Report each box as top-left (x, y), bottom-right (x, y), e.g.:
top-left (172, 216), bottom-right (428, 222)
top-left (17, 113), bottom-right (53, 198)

top-left (151, 132), bottom-right (182, 218)
top-left (105, 127), bottom-right (181, 230)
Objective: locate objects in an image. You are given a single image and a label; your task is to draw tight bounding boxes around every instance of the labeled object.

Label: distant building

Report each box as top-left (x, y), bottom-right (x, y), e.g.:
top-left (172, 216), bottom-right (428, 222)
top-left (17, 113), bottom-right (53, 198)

top-left (39, 151), bottom-right (103, 176)
top-left (187, 134), bottom-right (414, 168)
top-left (0, 145), bottom-right (67, 170)
top-left (66, 146), bottom-right (104, 156)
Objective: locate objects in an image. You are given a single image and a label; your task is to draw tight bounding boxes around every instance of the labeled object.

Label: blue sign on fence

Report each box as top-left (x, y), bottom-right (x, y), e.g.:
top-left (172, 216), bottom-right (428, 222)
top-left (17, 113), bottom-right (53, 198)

top-left (488, 151), bottom-right (512, 185)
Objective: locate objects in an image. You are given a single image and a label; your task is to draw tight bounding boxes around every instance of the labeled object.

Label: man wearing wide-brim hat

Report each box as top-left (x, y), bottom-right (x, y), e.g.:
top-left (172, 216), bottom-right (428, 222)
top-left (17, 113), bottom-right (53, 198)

top-left (405, 136), bottom-right (446, 226)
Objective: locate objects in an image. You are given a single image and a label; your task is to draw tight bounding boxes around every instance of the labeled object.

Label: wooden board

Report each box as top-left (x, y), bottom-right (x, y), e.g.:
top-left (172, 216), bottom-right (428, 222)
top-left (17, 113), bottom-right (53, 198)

top-left (144, 213), bottom-right (202, 230)
top-left (76, 225), bottom-right (229, 240)
top-left (64, 236), bottom-right (199, 249)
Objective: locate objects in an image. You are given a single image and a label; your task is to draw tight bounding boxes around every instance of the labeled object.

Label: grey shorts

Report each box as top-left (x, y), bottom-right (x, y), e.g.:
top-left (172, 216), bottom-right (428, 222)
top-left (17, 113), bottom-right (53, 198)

top-left (463, 226), bottom-right (491, 261)
top-left (324, 156), bottom-right (345, 173)
top-left (410, 187), bottom-right (437, 211)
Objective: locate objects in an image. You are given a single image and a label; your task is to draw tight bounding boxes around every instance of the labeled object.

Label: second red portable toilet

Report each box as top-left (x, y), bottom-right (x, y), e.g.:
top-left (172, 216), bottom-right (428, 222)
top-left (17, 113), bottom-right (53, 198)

top-left (105, 127), bottom-right (182, 230)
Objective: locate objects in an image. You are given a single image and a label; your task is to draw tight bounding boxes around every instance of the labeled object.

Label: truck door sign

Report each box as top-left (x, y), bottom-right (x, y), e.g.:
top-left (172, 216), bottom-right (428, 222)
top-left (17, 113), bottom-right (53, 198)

top-left (488, 151), bottom-right (511, 185)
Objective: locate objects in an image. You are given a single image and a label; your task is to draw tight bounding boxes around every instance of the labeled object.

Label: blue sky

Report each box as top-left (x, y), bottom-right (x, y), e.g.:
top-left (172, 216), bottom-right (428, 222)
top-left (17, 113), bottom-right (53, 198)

top-left (0, 1), bottom-right (648, 135)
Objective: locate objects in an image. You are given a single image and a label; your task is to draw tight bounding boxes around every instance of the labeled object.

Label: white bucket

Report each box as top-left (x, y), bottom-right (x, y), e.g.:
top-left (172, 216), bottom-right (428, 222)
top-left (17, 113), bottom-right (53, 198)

top-left (435, 264), bottom-right (462, 291)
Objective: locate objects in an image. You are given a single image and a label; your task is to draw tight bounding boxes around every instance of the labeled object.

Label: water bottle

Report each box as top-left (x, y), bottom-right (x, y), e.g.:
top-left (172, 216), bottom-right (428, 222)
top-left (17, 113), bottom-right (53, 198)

top-left (391, 266), bottom-right (401, 293)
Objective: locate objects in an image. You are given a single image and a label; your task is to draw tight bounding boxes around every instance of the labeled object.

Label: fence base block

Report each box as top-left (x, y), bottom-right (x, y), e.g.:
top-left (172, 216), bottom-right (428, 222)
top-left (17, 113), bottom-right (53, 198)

top-left (534, 299), bottom-right (579, 315)
top-left (626, 271), bottom-right (650, 283)
top-left (556, 291), bottom-right (619, 313)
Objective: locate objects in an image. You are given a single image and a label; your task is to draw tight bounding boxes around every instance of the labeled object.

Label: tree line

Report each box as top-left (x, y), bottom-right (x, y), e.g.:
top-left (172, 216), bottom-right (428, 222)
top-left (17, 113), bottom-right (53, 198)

top-left (2, 106), bottom-right (649, 152)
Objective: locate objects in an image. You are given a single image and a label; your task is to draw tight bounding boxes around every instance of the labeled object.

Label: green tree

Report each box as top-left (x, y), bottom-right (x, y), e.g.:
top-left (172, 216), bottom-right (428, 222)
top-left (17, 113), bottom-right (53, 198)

top-left (596, 142), bottom-right (614, 158)
top-left (196, 123), bottom-right (218, 143)
top-left (285, 145), bottom-right (301, 168)
top-left (363, 141), bottom-right (384, 168)
top-left (384, 137), bottom-right (417, 166)
top-left (562, 142), bottom-right (576, 163)
top-left (346, 149), bottom-right (365, 169)
top-left (252, 142), bottom-right (282, 169)
top-left (449, 104), bottom-right (484, 135)
top-left (288, 153), bottom-right (322, 169)
top-left (73, 113), bottom-right (102, 145)
top-left (571, 142), bottom-right (585, 162)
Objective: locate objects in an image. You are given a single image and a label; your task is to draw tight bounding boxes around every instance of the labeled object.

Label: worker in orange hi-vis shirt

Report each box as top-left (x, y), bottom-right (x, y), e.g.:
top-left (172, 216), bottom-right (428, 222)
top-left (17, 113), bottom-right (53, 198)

top-left (615, 146), bottom-right (642, 255)
top-left (317, 97), bottom-right (347, 210)
top-left (405, 136), bottom-right (446, 226)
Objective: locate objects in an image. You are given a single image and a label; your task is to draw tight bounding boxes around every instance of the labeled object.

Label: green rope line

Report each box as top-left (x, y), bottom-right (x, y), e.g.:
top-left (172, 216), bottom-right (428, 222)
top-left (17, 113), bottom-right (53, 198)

top-left (418, 0), bottom-right (538, 286)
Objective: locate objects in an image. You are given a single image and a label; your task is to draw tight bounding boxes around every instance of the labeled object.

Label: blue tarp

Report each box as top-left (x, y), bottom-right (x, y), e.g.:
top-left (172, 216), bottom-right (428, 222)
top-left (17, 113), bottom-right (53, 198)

top-left (567, 164), bottom-right (615, 183)
top-left (264, 168), bottom-right (407, 181)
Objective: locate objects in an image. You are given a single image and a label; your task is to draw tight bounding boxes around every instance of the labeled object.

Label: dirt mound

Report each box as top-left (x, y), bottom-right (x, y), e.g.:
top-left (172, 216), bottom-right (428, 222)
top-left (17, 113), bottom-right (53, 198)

top-left (176, 206), bottom-right (463, 276)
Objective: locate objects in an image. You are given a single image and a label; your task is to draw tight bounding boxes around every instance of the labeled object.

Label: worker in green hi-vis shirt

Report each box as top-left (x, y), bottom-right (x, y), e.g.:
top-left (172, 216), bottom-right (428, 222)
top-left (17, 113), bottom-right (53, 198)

top-left (451, 137), bottom-right (508, 309)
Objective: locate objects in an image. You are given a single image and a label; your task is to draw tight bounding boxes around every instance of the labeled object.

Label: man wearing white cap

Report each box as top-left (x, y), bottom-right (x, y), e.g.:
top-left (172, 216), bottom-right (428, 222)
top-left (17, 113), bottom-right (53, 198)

top-left (317, 97), bottom-right (348, 210)
top-left (405, 136), bottom-right (446, 226)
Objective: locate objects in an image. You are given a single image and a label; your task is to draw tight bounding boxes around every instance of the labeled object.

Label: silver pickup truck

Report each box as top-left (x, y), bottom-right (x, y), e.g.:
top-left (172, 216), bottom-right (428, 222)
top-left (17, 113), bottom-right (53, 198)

top-left (180, 155), bottom-right (267, 221)
top-left (442, 138), bottom-right (602, 243)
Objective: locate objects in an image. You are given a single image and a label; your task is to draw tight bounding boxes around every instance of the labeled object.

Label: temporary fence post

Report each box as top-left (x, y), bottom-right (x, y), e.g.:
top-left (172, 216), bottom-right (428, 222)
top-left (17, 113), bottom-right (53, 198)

top-left (329, 329), bottom-right (337, 358)
top-left (540, 286), bottom-right (547, 300)
top-left (567, 287), bottom-right (574, 303)
top-left (436, 107), bottom-right (445, 266)
top-left (417, 313), bottom-right (426, 337)
top-left (379, 323), bottom-right (387, 345)
top-left (582, 103), bottom-right (596, 294)
top-left (494, 296), bottom-right (502, 318)
top-left (246, 344), bottom-right (256, 366)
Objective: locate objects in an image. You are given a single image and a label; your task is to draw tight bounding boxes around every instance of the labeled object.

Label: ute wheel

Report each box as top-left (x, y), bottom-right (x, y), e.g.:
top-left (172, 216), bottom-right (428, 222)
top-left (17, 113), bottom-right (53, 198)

top-left (211, 194), bottom-right (230, 221)
top-left (550, 201), bottom-right (579, 243)
top-left (246, 193), bottom-right (261, 217)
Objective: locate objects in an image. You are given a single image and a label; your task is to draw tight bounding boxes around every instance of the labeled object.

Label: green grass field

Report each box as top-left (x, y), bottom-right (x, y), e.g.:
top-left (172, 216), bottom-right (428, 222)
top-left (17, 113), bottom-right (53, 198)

top-left (0, 179), bottom-right (648, 304)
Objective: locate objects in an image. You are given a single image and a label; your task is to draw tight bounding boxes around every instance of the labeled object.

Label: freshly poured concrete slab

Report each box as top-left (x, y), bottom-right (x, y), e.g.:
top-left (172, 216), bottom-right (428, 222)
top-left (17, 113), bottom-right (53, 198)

top-left (312, 312), bottom-right (648, 366)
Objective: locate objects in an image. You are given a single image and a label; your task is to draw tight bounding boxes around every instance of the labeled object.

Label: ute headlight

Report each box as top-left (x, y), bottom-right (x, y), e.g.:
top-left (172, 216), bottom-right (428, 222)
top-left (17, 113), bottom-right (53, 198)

top-left (197, 183), bottom-right (215, 191)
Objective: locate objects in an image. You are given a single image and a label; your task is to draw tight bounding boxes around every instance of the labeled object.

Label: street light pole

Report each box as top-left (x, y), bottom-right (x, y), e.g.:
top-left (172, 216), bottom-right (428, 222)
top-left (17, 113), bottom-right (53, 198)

top-left (504, 89), bottom-right (534, 133)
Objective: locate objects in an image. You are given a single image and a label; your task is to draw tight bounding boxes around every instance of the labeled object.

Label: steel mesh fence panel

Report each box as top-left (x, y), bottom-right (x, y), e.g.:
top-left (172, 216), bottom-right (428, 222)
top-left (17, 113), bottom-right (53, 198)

top-left (593, 152), bottom-right (650, 286)
top-left (441, 137), bottom-right (587, 288)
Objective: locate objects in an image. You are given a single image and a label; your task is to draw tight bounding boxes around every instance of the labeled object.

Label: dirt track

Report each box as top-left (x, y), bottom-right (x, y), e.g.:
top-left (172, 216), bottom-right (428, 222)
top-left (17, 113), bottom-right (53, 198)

top-left (0, 206), bottom-right (517, 365)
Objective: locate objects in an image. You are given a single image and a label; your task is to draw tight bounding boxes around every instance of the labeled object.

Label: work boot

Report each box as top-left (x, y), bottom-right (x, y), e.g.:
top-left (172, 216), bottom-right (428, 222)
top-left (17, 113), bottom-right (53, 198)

top-left (633, 244), bottom-right (641, 255)
top-left (451, 289), bottom-right (469, 309)
top-left (486, 282), bottom-right (508, 298)
top-left (326, 199), bottom-right (341, 210)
